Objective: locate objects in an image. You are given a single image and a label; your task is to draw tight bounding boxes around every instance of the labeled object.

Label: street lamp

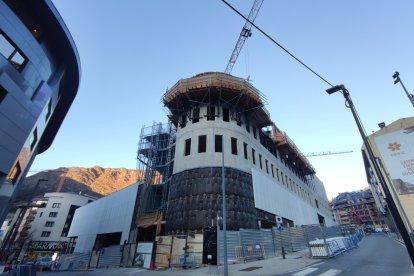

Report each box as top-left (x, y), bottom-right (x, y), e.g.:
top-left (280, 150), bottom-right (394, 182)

top-left (221, 137), bottom-right (228, 276)
top-left (392, 71), bottom-right (414, 108)
top-left (326, 84), bottom-right (414, 265)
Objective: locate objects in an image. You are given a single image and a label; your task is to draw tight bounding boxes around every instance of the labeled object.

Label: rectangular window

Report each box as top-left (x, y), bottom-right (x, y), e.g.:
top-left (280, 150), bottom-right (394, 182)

top-left (45, 221), bottom-right (54, 227)
top-left (245, 124), bottom-right (250, 133)
top-left (281, 172), bottom-right (284, 184)
top-left (181, 113), bottom-right (187, 128)
top-left (243, 143), bottom-right (248, 159)
top-left (0, 31), bottom-right (27, 71)
top-left (276, 168), bottom-right (279, 181)
top-left (215, 135), bottom-right (222, 152)
top-left (41, 231), bottom-right (51, 237)
top-left (39, 212), bottom-right (43, 218)
top-left (252, 148), bottom-right (256, 164)
top-left (231, 137), bottom-right (237, 155)
top-left (207, 106), bottom-right (215, 121)
top-left (192, 108), bottom-right (200, 123)
top-left (315, 199), bottom-right (319, 209)
top-left (30, 128), bottom-right (37, 151)
top-left (52, 203), bottom-right (61, 208)
top-left (265, 160), bottom-right (269, 173)
top-left (259, 154), bottom-right (262, 169)
top-left (222, 108), bottom-right (230, 122)
top-left (7, 161), bottom-right (21, 184)
top-left (198, 135), bottom-right (206, 153)
top-left (271, 164), bottom-right (274, 178)
top-left (252, 127), bottom-right (257, 139)
top-left (0, 85), bottom-right (7, 103)
top-left (236, 116), bottom-right (242, 126)
top-left (45, 99), bottom-right (52, 121)
top-left (185, 138), bottom-right (191, 156)
top-left (49, 212), bottom-right (58, 217)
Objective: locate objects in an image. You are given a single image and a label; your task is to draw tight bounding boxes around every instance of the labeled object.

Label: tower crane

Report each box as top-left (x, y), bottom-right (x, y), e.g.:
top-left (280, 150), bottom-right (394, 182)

top-left (224, 0), bottom-right (264, 74)
top-left (304, 150), bottom-right (353, 157)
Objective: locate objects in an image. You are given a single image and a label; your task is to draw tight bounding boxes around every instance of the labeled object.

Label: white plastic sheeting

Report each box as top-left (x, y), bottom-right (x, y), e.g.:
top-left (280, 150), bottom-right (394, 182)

top-left (251, 168), bottom-right (334, 226)
top-left (68, 183), bottom-right (139, 253)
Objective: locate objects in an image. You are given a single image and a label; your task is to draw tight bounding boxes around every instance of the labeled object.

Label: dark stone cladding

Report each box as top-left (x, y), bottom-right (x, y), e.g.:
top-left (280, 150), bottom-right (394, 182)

top-left (166, 167), bottom-right (258, 233)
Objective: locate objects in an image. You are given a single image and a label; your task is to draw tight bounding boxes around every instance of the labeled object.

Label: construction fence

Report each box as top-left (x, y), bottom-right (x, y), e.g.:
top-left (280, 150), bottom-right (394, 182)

top-left (55, 224), bottom-right (363, 270)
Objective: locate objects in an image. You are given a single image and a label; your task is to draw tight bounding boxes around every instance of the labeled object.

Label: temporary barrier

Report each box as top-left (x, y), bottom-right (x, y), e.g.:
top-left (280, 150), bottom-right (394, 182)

top-left (308, 230), bottom-right (364, 258)
top-left (170, 253), bottom-right (199, 270)
top-left (235, 244), bottom-right (265, 263)
top-left (55, 252), bottom-right (91, 270)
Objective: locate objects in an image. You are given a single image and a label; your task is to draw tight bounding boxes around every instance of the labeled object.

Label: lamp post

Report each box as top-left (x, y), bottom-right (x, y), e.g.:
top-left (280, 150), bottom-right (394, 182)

top-left (393, 71), bottom-right (414, 108)
top-left (221, 136), bottom-right (228, 276)
top-left (326, 84), bottom-right (414, 265)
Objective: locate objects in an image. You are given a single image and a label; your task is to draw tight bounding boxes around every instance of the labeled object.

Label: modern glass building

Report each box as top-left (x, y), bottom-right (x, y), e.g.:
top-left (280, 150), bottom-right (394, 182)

top-left (0, 0), bottom-right (80, 224)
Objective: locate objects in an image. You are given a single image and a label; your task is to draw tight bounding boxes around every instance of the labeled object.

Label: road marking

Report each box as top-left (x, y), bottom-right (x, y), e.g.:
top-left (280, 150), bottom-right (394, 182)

top-left (292, 267), bottom-right (318, 276)
top-left (312, 261), bottom-right (325, 266)
top-left (318, 269), bottom-right (342, 276)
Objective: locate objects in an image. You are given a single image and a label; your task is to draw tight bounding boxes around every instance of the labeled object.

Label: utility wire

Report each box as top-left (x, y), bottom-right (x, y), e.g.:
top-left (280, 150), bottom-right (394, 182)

top-left (221, 0), bottom-right (334, 87)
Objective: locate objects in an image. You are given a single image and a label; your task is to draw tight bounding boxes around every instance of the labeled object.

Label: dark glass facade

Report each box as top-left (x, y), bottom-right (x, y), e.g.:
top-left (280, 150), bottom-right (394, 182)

top-left (0, 0), bottom-right (80, 224)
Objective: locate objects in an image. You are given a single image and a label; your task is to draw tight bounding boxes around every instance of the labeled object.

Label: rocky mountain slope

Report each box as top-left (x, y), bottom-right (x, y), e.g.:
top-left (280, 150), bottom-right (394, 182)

top-left (15, 166), bottom-right (144, 205)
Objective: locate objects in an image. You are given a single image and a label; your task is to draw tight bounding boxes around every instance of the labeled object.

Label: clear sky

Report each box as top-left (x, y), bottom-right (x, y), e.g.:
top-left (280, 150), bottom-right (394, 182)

top-left (31, 0), bottom-right (414, 199)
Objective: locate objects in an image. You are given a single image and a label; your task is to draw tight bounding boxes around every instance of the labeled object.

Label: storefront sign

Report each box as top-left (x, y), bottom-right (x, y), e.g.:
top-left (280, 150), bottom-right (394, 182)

top-left (29, 241), bottom-right (67, 251)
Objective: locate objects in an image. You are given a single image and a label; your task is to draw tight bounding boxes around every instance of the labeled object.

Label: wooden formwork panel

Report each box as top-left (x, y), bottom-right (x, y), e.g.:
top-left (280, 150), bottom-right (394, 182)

top-left (155, 236), bottom-right (173, 269)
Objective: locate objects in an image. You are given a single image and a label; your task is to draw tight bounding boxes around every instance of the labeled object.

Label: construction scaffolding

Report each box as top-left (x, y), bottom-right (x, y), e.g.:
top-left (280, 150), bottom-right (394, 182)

top-left (136, 122), bottom-right (176, 214)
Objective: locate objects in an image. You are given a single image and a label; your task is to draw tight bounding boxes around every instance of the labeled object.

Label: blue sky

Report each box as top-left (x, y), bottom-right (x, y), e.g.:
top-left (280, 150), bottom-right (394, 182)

top-left (32, 0), bottom-right (414, 199)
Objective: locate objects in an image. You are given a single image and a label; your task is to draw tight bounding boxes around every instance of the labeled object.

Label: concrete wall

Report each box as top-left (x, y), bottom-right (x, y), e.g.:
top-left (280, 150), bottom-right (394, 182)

top-left (68, 183), bottom-right (139, 253)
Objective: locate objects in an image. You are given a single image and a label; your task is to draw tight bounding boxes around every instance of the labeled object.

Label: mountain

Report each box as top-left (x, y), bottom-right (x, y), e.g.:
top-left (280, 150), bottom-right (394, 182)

top-left (14, 166), bottom-right (144, 205)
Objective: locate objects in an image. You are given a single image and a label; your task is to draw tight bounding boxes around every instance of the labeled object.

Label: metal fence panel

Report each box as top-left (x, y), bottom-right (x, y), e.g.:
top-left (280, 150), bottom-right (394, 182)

top-left (218, 230), bottom-right (240, 264)
top-left (256, 229), bottom-right (276, 257)
top-left (289, 227), bottom-right (307, 251)
top-left (273, 228), bottom-right (294, 252)
top-left (98, 245), bottom-right (122, 268)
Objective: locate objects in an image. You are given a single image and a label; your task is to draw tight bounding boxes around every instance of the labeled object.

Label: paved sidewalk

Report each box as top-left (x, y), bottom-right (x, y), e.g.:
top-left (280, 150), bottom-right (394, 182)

top-left (158, 249), bottom-right (321, 276)
top-left (46, 249), bottom-right (322, 276)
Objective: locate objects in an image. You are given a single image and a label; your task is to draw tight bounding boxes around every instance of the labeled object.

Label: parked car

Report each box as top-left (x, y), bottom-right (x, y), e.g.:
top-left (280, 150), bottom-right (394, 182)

top-left (35, 257), bottom-right (52, 270)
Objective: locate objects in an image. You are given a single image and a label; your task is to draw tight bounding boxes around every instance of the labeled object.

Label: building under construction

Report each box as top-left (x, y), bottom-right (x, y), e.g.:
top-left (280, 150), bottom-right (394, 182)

top-left (136, 72), bottom-right (335, 236)
top-left (331, 188), bottom-right (384, 228)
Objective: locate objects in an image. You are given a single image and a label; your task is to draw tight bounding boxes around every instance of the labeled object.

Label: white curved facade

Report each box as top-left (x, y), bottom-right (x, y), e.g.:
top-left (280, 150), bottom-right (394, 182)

top-left (173, 105), bottom-right (333, 225)
top-left (163, 72), bottom-right (335, 232)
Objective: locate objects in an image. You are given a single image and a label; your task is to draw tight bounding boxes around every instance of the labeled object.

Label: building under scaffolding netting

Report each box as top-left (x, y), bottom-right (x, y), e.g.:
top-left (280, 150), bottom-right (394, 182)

top-left (134, 122), bottom-right (175, 239)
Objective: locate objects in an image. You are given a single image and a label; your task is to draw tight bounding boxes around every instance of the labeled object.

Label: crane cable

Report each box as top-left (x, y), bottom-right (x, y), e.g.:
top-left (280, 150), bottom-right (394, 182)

top-left (221, 0), bottom-right (334, 87)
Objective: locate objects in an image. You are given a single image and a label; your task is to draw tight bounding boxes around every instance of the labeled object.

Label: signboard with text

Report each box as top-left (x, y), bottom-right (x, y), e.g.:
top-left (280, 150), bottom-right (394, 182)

top-left (29, 241), bottom-right (68, 251)
top-left (374, 125), bottom-right (414, 195)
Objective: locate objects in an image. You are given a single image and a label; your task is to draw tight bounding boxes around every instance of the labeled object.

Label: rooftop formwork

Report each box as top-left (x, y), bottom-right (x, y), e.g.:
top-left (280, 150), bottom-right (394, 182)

top-left (163, 72), bottom-right (315, 178)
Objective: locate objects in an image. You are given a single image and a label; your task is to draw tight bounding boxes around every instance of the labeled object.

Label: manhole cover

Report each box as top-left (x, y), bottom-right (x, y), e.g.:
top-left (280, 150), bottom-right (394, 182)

top-left (239, 266), bottom-right (262, 272)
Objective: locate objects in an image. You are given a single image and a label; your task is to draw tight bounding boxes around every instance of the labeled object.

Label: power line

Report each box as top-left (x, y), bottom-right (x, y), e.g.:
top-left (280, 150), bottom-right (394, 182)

top-left (221, 0), bottom-right (334, 87)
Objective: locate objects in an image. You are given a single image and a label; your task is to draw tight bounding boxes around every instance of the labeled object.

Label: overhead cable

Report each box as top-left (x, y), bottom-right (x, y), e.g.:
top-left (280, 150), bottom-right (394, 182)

top-left (221, 0), bottom-right (334, 87)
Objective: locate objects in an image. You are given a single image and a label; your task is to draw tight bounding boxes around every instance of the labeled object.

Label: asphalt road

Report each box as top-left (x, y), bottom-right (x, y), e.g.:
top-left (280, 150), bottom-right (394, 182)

top-left (285, 233), bottom-right (413, 276)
